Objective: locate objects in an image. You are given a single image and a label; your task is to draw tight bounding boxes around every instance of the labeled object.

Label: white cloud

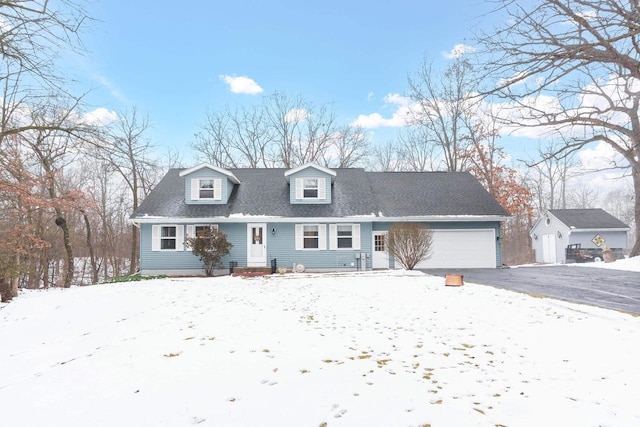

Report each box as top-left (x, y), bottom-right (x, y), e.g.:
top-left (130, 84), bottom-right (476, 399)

top-left (351, 93), bottom-right (413, 128)
top-left (219, 75), bottom-right (263, 95)
top-left (284, 108), bottom-right (310, 123)
top-left (578, 141), bottom-right (625, 172)
top-left (82, 107), bottom-right (118, 126)
top-left (442, 43), bottom-right (476, 59)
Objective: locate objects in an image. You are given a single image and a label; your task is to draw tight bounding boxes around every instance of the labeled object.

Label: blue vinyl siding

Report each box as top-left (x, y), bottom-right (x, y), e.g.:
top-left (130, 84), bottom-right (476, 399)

top-left (140, 220), bottom-right (502, 274)
top-left (266, 222), bottom-right (372, 270)
top-left (288, 168), bottom-right (332, 204)
top-left (568, 231), bottom-right (627, 250)
top-left (183, 168), bottom-right (235, 204)
top-left (140, 221), bottom-right (374, 274)
top-left (140, 223), bottom-right (245, 273)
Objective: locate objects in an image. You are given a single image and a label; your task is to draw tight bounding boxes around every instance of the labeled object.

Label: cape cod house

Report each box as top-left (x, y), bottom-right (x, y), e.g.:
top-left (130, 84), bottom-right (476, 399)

top-left (130, 163), bottom-right (509, 275)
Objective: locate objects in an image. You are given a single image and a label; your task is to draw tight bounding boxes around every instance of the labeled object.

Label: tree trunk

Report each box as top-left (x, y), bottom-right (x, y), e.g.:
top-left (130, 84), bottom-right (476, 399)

top-left (630, 168), bottom-right (640, 257)
top-left (129, 224), bottom-right (138, 275)
top-left (81, 209), bottom-right (99, 284)
top-left (55, 215), bottom-right (74, 287)
top-left (0, 278), bottom-right (9, 302)
top-left (42, 247), bottom-right (50, 289)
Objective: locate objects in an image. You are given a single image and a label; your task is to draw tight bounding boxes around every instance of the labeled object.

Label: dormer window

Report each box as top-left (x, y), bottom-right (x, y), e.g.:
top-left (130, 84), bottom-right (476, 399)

top-left (190, 177), bottom-right (222, 201)
top-left (285, 163), bottom-right (334, 204)
top-left (303, 178), bottom-right (319, 199)
top-left (199, 179), bottom-right (215, 199)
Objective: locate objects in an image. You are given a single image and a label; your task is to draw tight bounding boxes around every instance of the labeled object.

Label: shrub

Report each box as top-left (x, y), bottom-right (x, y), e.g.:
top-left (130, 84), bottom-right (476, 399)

top-left (186, 228), bottom-right (233, 276)
top-left (386, 223), bottom-right (434, 270)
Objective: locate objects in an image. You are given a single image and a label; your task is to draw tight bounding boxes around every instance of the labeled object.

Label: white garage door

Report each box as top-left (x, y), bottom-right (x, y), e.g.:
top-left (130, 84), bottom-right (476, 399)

top-left (415, 229), bottom-right (497, 269)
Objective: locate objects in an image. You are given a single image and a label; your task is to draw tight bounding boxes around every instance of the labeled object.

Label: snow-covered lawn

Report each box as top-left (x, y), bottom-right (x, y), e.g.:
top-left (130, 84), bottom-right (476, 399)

top-left (1, 267), bottom-right (639, 426)
top-left (572, 255), bottom-right (640, 272)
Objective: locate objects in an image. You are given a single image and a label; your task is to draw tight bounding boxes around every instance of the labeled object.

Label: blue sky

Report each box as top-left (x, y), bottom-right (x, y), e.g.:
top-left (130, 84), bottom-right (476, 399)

top-left (74, 1), bottom-right (494, 162)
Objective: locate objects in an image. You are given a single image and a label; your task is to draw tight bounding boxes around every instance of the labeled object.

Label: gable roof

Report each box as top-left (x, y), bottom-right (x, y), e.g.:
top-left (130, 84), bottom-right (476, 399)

top-left (367, 171), bottom-right (506, 216)
top-left (284, 163), bottom-right (337, 182)
top-left (548, 209), bottom-right (630, 229)
top-left (131, 167), bottom-right (508, 221)
top-left (178, 163), bottom-right (240, 184)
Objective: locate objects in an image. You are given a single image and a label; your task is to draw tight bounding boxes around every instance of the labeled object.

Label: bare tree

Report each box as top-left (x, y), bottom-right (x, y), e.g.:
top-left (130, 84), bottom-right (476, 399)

top-left (322, 124), bottom-right (369, 168)
top-left (406, 57), bottom-right (476, 171)
top-left (264, 92), bottom-right (339, 167)
top-left (368, 140), bottom-right (403, 172)
top-left (193, 91), bottom-right (369, 169)
top-left (100, 108), bottom-right (158, 275)
top-left (22, 105), bottom-right (85, 288)
top-left (568, 182), bottom-right (601, 209)
top-left (194, 106), bottom-right (273, 168)
top-left (398, 127), bottom-right (440, 171)
top-left (526, 141), bottom-right (577, 212)
top-left (0, 0), bottom-right (89, 94)
top-left (478, 0), bottom-right (640, 256)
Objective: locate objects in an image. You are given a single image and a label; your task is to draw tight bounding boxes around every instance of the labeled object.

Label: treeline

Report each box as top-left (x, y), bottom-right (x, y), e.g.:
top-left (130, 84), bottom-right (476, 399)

top-left (2, 0), bottom-right (638, 301)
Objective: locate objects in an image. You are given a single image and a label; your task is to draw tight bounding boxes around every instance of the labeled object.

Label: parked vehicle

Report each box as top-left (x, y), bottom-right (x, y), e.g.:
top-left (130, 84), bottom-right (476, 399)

top-left (565, 243), bottom-right (625, 263)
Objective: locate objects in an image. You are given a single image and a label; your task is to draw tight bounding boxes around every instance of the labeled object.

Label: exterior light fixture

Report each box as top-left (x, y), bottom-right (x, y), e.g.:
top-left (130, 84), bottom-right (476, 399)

top-left (271, 227), bottom-right (276, 235)
top-left (557, 231), bottom-right (562, 238)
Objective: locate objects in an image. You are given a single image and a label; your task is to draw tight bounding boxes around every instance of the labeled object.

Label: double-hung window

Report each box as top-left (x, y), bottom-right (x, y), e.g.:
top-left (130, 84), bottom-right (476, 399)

top-left (161, 226), bottom-right (177, 249)
top-left (190, 178), bottom-right (221, 201)
top-left (303, 225), bottom-right (319, 249)
top-left (295, 224), bottom-right (327, 250)
top-left (303, 178), bottom-right (318, 198)
top-left (199, 179), bottom-right (215, 199)
top-left (329, 224), bottom-right (361, 250)
top-left (152, 225), bottom-right (184, 251)
top-left (336, 225), bottom-right (353, 248)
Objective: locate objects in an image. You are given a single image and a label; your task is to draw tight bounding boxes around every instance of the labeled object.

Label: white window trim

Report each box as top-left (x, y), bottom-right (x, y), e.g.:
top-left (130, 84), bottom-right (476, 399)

top-left (295, 224), bottom-right (327, 250)
top-left (329, 224), bottom-right (361, 250)
top-left (190, 178), bottom-right (222, 201)
top-left (152, 225), bottom-right (184, 251)
top-left (295, 177), bottom-right (326, 200)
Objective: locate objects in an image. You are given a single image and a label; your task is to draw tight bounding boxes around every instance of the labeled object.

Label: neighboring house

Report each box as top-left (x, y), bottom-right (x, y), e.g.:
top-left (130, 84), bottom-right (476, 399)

top-left (130, 163), bottom-right (508, 275)
top-left (530, 208), bottom-right (630, 264)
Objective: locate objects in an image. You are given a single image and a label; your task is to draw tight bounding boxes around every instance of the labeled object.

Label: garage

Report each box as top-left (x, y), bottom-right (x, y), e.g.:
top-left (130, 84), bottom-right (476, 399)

top-left (415, 229), bottom-right (497, 269)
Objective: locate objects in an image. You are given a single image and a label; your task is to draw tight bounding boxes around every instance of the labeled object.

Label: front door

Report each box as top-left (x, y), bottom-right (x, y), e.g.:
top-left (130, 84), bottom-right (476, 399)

top-left (247, 223), bottom-right (267, 266)
top-left (372, 231), bottom-right (389, 269)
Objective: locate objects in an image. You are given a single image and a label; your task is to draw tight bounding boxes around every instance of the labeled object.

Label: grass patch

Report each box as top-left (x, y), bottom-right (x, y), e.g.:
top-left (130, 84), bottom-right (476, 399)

top-left (101, 274), bottom-right (167, 284)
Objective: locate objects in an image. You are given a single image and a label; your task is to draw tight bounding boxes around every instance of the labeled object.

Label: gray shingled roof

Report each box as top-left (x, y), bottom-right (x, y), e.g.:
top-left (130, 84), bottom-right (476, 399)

top-left (549, 209), bottom-right (630, 229)
top-left (131, 167), bottom-right (508, 219)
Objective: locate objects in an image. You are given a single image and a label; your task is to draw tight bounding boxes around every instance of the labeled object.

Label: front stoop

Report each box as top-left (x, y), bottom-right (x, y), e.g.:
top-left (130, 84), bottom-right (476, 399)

top-left (231, 266), bottom-right (273, 277)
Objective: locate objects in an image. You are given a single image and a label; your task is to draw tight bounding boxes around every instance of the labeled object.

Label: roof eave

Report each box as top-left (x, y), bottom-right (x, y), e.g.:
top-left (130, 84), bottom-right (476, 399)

top-left (178, 163), bottom-right (241, 184)
top-left (129, 214), bottom-right (509, 224)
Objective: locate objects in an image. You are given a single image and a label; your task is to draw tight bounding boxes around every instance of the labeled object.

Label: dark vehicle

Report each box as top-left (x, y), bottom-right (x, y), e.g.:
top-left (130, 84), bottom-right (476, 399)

top-left (565, 243), bottom-right (625, 263)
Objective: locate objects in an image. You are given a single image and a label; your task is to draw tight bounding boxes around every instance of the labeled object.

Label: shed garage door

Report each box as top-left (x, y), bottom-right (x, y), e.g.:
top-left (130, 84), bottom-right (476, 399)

top-left (415, 229), bottom-right (497, 269)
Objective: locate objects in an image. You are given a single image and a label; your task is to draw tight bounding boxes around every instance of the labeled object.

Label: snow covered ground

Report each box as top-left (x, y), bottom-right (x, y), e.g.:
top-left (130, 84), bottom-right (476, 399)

top-left (1, 262), bottom-right (639, 426)
top-left (572, 255), bottom-right (640, 272)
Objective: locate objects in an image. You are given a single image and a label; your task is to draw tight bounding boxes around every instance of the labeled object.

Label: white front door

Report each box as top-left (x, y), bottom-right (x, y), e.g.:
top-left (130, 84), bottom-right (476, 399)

top-left (542, 234), bottom-right (557, 263)
top-left (372, 231), bottom-right (389, 269)
top-left (247, 223), bottom-right (267, 266)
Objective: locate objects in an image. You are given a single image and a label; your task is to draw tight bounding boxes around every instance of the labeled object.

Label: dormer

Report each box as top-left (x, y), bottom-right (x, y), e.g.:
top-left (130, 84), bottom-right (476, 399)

top-left (284, 163), bottom-right (336, 204)
top-left (179, 163), bottom-right (240, 204)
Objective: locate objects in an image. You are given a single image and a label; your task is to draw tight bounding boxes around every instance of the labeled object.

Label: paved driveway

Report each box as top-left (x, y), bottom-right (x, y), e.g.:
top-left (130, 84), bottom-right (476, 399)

top-left (423, 265), bottom-right (640, 315)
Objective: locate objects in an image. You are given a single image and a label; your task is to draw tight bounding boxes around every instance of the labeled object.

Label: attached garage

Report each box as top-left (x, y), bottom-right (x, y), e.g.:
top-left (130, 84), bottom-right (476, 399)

top-left (415, 229), bottom-right (497, 269)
